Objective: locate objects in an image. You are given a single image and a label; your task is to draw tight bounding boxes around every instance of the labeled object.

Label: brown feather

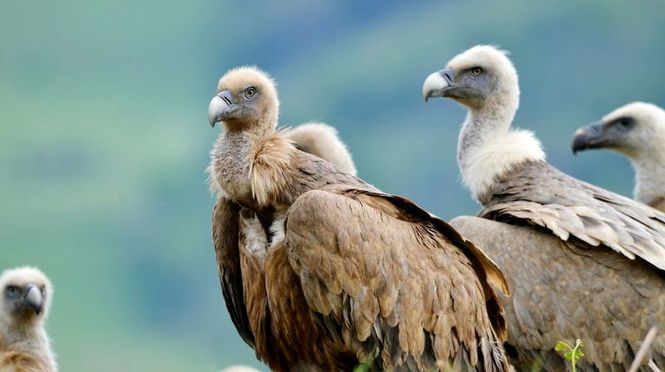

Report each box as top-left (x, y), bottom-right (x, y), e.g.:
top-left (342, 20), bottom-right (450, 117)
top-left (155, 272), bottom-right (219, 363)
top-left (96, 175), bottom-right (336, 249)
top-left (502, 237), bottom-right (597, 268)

top-left (209, 67), bottom-right (510, 370)
top-left (452, 215), bottom-right (665, 371)
top-left (284, 187), bottom-right (510, 370)
top-left (481, 161), bottom-right (665, 271)
top-left (212, 197), bottom-right (255, 347)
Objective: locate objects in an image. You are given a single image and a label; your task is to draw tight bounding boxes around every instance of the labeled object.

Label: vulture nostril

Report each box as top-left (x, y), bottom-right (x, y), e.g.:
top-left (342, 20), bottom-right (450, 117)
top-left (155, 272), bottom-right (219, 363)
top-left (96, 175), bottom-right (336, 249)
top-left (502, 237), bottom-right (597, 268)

top-left (442, 72), bottom-right (452, 83)
top-left (222, 96), bottom-right (232, 106)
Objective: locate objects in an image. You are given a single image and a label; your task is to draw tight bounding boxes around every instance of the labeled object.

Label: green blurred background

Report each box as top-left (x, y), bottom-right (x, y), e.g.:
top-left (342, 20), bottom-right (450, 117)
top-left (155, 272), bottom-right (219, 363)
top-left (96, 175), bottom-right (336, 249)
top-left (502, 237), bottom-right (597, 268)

top-left (1, 0), bottom-right (664, 370)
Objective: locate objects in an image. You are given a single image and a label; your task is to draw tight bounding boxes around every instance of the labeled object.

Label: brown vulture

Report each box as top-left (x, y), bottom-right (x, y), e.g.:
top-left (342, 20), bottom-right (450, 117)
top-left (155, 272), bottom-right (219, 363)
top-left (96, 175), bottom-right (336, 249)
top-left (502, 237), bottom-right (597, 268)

top-left (572, 102), bottom-right (665, 212)
top-left (0, 267), bottom-right (56, 372)
top-left (422, 45), bottom-right (665, 371)
top-left (207, 66), bottom-right (511, 371)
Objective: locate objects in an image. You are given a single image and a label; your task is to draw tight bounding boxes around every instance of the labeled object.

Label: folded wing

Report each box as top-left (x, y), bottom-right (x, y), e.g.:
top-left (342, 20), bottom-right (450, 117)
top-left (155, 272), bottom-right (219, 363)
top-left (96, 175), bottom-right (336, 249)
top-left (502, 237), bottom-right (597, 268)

top-left (482, 161), bottom-right (665, 270)
top-left (283, 186), bottom-right (509, 371)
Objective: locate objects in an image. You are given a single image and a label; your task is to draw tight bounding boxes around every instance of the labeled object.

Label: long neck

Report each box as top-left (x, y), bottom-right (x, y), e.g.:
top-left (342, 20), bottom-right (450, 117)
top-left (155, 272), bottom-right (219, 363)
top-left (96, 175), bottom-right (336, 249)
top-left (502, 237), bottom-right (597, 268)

top-left (454, 91), bottom-right (546, 203)
top-left (457, 93), bottom-right (518, 176)
top-left (457, 104), bottom-right (514, 171)
top-left (630, 152), bottom-right (665, 205)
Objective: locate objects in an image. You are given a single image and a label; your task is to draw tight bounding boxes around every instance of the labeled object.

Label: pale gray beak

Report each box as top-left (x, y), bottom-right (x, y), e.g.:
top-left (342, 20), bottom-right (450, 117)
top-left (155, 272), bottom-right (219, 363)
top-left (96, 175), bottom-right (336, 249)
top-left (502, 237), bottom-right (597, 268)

top-left (25, 284), bottom-right (43, 315)
top-left (571, 121), bottom-right (605, 154)
top-left (208, 90), bottom-right (234, 127)
top-left (422, 67), bottom-right (455, 102)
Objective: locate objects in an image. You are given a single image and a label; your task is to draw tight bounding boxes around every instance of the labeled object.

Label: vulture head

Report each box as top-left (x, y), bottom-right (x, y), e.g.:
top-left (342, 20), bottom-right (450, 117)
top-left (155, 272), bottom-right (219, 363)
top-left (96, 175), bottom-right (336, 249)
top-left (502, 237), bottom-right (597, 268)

top-left (0, 267), bottom-right (52, 326)
top-left (208, 66), bottom-right (279, 132)
top-left (422, 45), bottom-right (519, 114)
top-left (572, 102), bottom-right (665, 158)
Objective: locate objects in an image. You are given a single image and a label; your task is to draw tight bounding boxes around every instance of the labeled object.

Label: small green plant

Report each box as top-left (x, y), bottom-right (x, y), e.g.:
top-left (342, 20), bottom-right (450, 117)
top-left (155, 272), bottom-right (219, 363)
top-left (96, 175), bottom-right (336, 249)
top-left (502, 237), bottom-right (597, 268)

top-left (353, 357), bottom-right (374, 372)
top-left (555, 339), bottom-right (584, 372)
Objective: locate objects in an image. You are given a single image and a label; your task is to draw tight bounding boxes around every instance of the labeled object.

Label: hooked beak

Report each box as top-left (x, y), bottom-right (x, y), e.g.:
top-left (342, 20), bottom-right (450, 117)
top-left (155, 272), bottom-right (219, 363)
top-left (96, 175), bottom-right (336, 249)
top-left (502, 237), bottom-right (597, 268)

top-left (422, 67), bottom-right (455, 102)
top-left (571, 121), bottom-right (605, 154)
top-left (208, 90), bottom-right (236, 127)
top-left (24, 285), bottom-right (43, 316)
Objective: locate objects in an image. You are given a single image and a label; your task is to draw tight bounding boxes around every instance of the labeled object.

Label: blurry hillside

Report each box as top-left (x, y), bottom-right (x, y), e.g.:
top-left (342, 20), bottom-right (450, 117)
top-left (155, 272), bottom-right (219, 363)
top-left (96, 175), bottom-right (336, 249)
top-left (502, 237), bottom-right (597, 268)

top-left (1, 0), bottom-right (664, 370)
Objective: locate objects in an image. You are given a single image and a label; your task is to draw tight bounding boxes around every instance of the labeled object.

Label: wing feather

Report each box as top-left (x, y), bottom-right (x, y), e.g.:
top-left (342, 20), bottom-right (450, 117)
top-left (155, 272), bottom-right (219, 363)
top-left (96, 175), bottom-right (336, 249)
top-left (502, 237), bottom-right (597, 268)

top-left (451, 215), bottom-right (665, 371)
top-left (212, 197), bottom-right (255, 347)
top-left (284, 187), bottom-right (509, 371)
top-left (482, 161), bottom-right (665, 270)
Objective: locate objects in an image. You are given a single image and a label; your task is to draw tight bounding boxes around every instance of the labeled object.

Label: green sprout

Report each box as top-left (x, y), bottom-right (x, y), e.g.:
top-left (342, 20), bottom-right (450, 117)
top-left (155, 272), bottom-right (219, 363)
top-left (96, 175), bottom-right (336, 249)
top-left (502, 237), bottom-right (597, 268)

top-left (555, 339), bottom-right (584, 372)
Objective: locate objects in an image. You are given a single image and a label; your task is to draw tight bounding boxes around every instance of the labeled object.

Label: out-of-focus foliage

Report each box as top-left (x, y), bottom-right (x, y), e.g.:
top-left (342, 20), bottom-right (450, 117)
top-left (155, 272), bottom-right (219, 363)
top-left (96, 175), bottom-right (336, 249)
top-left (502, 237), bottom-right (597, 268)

top-left (1, 0), bottom-right (664, 370)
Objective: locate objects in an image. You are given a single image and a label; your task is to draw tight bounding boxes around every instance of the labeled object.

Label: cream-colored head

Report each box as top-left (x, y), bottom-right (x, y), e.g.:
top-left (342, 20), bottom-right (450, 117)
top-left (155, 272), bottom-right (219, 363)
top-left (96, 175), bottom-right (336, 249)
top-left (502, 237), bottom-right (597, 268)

top-left (423, 45), bottom-right (520, 115)
top-left (572, 102), bottom-right (665, 158)
top-left (208, 66), bottom-right (280, 133)
top-left (0, 267), bottom-right (53, 328)
top-left (422, 46), bottom-right (545, 202)
top-left (571, 101), bottom-right (665, 205)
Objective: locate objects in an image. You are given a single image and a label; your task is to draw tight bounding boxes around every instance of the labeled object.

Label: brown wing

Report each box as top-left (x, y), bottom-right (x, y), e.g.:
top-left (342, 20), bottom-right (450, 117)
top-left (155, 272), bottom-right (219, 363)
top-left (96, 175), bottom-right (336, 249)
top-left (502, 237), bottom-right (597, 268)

top-left (212, 197), bottom-right (255, 348)
top-left (481, 161), bottom-right (665, 270)
top-left (282, 187), bottom-right (510, 371)
top-left (451, 215), bottom-right (665, 371)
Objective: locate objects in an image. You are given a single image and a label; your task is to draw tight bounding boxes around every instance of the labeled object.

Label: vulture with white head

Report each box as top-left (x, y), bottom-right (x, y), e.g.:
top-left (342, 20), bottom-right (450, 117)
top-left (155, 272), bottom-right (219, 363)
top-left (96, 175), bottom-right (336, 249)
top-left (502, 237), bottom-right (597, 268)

top-left (572, 102), bottom-right (665, 212)
top-left (0, 266), bottom-right (56, 372)
top-left (423, 45), bottom-right (665, 371)
top-left (207, 66), bottom-right (511, 371)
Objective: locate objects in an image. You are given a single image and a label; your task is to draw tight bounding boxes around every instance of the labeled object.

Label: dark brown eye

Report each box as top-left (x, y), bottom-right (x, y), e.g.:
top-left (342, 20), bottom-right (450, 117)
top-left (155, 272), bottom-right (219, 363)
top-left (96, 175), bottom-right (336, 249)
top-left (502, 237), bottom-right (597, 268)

top-left (471, 67), bottom-right (483, 76)
top-left (618, 117), bottom-right (633, 127)
top-left (244, 86), bottom-right (257, 99)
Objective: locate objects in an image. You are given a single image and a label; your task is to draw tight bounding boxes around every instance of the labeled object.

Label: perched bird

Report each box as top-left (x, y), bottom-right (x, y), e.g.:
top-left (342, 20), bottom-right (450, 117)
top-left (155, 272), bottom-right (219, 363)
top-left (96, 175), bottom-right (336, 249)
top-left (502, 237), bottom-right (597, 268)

top-left (208, 66), bottom-right (511, 371)
top-left (423, 45), bottom-right (665, 370)
top-left (572, 102), bottom-right (665, 211)
top-left (0, 267), bottom-right (56, 372)
top-left (207, 99), bottom-right (358, 349)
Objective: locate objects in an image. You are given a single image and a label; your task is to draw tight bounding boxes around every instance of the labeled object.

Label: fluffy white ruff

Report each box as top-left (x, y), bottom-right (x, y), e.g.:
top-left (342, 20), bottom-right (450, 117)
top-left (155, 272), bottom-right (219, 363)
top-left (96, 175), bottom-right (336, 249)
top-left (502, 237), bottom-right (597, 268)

top-left (462, 129), bottom-right (545, 200)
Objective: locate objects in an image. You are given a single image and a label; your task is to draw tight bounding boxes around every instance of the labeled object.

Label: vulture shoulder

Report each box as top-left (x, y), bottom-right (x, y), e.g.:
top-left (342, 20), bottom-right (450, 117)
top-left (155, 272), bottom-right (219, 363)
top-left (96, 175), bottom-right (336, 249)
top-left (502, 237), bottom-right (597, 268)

top-left (451, 215), bottom-right (665, 371)
top-left (283, 122), bottom-right (357, 176)
top-left (481, 161), bottom-right (665, 270)
top-left (271, 187), bottom-right (510, 371)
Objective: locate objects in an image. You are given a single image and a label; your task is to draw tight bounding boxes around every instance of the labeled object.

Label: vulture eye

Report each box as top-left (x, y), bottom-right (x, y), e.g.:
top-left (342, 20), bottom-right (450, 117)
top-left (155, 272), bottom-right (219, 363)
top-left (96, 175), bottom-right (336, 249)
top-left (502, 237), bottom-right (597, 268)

top-left (470, 67), bottom-right (484, 76)
top-left (5, 286), bottom-right (19, 299)
top-left (616, 117), bottom-right (634, 129)
top-left (244, 87), bottom-right (257, 99)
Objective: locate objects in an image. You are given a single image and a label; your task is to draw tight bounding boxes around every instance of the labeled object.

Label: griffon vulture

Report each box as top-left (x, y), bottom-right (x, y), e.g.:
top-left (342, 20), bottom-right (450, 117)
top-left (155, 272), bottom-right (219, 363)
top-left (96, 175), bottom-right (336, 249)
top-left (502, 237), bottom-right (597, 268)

top-left (207, 66), bottom-right (511, 371)
top-left (0, 267), bottom-right (56, 372)
top-left (572, 102), bottom-right (665, 212)
top-left (423, 45), bottom-right (665, 370)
